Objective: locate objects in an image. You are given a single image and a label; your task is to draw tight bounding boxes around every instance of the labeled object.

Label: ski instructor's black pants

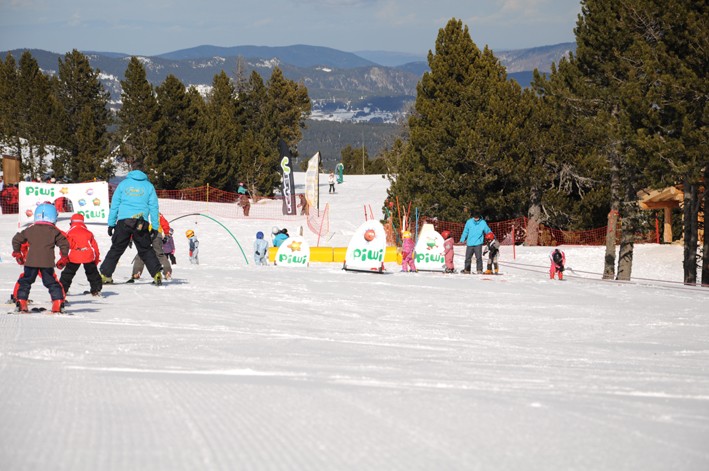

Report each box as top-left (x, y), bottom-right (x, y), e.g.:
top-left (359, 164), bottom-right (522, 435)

top-left (464, 244), bottom-right (484, 273)
top-left (100, 218), bottom-right (162, 278)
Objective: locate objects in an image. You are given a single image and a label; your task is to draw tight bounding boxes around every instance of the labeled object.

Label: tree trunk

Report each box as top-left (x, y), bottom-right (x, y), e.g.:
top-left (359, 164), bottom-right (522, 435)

top-left (702, 170), bottom-right (708, 287)
top-left (525, 185), bottom-right (542, 246)
top-left (603, 154), bottom-right (621, 279)
top-left (682, 178), bottom-right (699, 285)
top-left (616, 186), bottom-right (639, 281)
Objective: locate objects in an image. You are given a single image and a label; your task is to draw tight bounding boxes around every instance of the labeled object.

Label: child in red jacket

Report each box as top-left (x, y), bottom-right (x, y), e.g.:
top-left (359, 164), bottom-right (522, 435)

top-left (59, 213), bottom-right (102, 296)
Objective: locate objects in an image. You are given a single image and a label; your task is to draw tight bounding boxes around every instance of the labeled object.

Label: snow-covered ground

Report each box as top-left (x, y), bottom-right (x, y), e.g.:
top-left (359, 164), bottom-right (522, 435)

top-left (1, 174), bottom-right (707, 471)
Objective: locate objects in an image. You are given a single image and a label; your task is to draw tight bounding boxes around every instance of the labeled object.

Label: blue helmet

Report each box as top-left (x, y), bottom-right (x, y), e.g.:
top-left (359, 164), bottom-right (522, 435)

top-left (34, 203), bottom-right (58, 223)
top-left (256, 231), bottom-right (264, 239)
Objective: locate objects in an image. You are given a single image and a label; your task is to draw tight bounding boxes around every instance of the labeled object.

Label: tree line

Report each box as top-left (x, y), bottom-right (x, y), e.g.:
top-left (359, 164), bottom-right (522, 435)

top-left (383, 3), bottom-right (706, 284)
top-left (0, 50), bottom-right (310, 195)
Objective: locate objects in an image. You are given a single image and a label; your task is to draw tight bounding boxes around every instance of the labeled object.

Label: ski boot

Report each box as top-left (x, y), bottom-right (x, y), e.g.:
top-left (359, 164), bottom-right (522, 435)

top-left (153, 272), bottom-right (162, 286)
top-left (100, 274), bottom-right (113, 284)
top-left (16, 299), bottom-right (29, 313)
top-left (51, 300), bottom-right (65, 314)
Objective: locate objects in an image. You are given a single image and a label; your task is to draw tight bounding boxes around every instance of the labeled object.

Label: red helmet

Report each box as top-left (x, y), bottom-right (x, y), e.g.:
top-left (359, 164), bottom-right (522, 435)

top-left (484, 232), bottom-right (495, 241)
top-left (440, 230), bottom-right (451, 239)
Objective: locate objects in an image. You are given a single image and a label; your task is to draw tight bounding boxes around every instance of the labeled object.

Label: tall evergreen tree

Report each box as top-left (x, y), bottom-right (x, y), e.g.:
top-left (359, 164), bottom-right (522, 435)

top-left (201, 71), bottom-right (239, 190)
top-left (118, 57), bottom-right (158, 171)
top-left (389, 18), bottom-right (525, 221)
top-left (151, 75), bottom-right (203, 189)
top-left (54, 50), bottom-right (112, 182)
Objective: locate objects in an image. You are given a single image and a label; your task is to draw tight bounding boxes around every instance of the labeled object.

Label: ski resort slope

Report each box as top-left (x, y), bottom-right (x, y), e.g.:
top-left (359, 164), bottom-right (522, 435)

top-left (1, 174), bottom-right (707, 471)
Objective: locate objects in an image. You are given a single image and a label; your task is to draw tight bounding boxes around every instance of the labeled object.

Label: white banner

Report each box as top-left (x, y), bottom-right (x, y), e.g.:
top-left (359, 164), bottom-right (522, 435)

top-left (344, 220), bottom-right (386, 273)
top-left (18, 181), bottom-right (110, 226)
top-left (414, 224), bottom-right (445, 272)
top-left (305, 152), bottom-right (320, 211)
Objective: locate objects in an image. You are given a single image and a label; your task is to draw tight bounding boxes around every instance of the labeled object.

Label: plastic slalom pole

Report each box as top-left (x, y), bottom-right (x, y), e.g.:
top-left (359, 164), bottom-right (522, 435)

top-left (415, 207), bottom-right (419, 244)
top-left (169, 213), bottom-right (249, 265)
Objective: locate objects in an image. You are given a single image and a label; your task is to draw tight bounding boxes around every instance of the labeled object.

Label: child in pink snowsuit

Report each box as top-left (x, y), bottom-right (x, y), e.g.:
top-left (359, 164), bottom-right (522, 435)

top-left (550, 248), bottom-right (566, 280)
top-left (401, 231), bottom-right (417, 272)
top-left (441, 230), bottom-right (455, 273)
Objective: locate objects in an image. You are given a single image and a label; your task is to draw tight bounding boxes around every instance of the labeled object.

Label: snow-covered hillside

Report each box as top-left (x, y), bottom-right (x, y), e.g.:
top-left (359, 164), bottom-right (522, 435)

top-left (1, 174), bottom-right (707, 470)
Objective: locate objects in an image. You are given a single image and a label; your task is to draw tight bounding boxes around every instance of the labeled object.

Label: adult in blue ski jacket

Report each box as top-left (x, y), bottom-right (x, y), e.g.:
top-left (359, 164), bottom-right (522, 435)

top-left (459, 213), bottom-right (491, 274)
top-left (100, 170), bottom-right (163, 284)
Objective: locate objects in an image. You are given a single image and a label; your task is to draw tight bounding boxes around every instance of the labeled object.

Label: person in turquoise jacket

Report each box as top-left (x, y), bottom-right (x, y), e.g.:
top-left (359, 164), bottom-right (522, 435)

top-left (459, 212), bottom-right (491, 274)
top-left (100, 170), bottom-right (163, 285)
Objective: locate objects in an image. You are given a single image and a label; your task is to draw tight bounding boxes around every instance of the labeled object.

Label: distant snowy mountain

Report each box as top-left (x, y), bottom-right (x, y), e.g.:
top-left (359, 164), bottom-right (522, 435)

top-left (1, 43), bottom-right (575, 123)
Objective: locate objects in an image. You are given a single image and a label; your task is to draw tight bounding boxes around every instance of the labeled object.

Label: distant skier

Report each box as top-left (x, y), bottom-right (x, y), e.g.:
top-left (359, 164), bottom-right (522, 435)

top-left (328, 172), bottom-right (336, 193)
top-left (59, 213), bottom-right (102, 296)
top-left (11, 203), bottom-right (70, 313)
top-left (483, 232), bottom-right (501, 275)
top-left (254, 231), bottom-right (269, 266)
top-left (550, 248), bottom-right (566, 280)
top-left (400, 230), bottom-right (417, 273)
top-left (162, 228), bottom-right (176, 265)
top-left (186, 229), bottom-right (199, 264)
top-left (441, 230), bottom-right (456, 273)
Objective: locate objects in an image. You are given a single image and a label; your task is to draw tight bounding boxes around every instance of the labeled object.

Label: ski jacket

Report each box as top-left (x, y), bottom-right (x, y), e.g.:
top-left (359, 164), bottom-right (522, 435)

top-left (402, 237), bottom-right (415, 255)
top-left (12, 222), bottom-right (69, 268)
top-left (550, 249), bottom-right (566, 268)
top-left (108, 170), bottom-right (160, 229)
top-left (66, 222), bottom-right (100, 264)
top-left (459, 218), bottom-right (491, 246)
top-left (273, 232), bottom-right (289, 247)
top-left (254, 238), bottom-right (268, 257)
top-left (189, 237), bottom-right (199, 253)
top-left (443, 237), bottom-right (455, 267)
top-left (162, 235), bottom-right (175, 254)
top-left (484, 238), bottom-right (500, 256)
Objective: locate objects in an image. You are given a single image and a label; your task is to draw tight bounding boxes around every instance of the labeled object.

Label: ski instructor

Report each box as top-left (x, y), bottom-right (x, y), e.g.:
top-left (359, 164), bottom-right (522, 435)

top-left (459, 211), bottom-right (491, 274)
top-left (100, 169), bottom-right (164, 285)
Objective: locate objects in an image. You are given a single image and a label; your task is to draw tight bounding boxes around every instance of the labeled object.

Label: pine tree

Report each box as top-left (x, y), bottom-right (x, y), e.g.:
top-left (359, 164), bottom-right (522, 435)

top-left (117, 57), bottom-right (158, 171)
top-left (201, 71), bottom-right (239, 190)
top-left (151, 75), bottom-right (204, 189)
top-left (54, 50), bottom-right (112, 182)
top-left (0, 53), bottom-right (21, 162)
top-left (389, 18), bottom-right (525, 221)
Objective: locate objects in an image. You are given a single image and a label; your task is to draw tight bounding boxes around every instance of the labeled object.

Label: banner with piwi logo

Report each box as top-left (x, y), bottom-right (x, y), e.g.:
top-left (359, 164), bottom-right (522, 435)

top-left (18, 181), bottom-right (109, 227)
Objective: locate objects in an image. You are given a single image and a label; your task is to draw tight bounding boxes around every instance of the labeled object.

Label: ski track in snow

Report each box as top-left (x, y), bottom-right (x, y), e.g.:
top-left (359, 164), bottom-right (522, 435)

top-left (1, 174), bottom-right (708, 470)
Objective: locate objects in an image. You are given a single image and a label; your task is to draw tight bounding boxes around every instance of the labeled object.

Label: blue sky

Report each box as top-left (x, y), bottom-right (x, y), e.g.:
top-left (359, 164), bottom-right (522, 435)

top-left (0, 0), bottom-right (582, 56)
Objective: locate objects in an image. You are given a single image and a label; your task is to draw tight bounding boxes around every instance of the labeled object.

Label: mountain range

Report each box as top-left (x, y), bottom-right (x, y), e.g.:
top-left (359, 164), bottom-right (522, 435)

top-left (1, 43), bottom-right (575, 125)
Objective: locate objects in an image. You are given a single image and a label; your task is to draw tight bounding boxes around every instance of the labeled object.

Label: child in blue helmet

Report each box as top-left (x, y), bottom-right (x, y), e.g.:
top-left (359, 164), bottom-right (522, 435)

top-left (11, 202), bottom-right (70, 313)
top-left (254, 231), bottom-right (269, 265)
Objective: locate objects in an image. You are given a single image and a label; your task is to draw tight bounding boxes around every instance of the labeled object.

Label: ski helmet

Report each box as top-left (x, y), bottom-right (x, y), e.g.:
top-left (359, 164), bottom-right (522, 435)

top-left (440, 230), bottom-right (451, 240)
top-left (185, 229), bottom-right (195, 238)
top-left (402, 230), bottom-right (411, 239)
top-left (256, 231), bottom-right (264, 239)
top-left (484, 232), bottom-right (495, 241)
top-left (34, 203), bottom-right (58, 223)
top-left (70, 213), bottom-right (85, 224)
top-left (272, 226), bottom-right (280, 235)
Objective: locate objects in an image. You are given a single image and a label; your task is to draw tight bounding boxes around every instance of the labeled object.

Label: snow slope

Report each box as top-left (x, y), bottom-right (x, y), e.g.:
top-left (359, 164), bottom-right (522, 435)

top-left (1, 174), bottom-right (707, 471)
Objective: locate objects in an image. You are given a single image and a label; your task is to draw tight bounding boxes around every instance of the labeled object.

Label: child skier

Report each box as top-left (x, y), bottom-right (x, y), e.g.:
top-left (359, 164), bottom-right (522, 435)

top-left (59, 213), bottom-right (102, 296)
top-left (441, 230), bottom-right (456, 273)
top-left (186, 229), bottom-right (199, 264)
top-left (162, 228), bottom-right (176, 265)
top-left (11, 203), bottom-right (70, 313)
top-left (273, 227), bottom-right (289, 248)
top-left (550, 248), bottom-right (566, 280)
top-left (401, 230), bottom-right (417, 273)
top-left (254, 231), bottom-right (269, 265)
top-left (483, 232), bottom-right (501, 275)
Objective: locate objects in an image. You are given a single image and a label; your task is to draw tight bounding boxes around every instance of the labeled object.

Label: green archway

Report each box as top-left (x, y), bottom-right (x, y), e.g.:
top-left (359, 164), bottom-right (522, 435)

top-left (169, 213), bottom-right (249, 265)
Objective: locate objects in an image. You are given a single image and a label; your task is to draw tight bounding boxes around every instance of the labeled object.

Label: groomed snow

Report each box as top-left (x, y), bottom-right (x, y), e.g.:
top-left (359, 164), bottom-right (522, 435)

top-left (1, 174), bottom-right (707, 470)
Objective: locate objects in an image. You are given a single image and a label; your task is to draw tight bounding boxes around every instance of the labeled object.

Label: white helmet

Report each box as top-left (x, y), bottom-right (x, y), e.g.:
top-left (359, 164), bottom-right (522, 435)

top-left (272, 226), bottom-right (280, 235)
